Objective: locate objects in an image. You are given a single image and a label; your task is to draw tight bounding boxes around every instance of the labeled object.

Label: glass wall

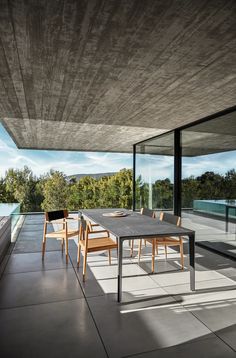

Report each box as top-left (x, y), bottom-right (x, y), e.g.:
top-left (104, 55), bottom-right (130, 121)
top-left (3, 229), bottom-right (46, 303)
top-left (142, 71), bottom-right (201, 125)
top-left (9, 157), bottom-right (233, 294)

top-left (135, 132), bottom-right (174, 212)
top-left (134, 108), bottom-right (236, 258)
top-left (181, 112), bottom-right (236, 257)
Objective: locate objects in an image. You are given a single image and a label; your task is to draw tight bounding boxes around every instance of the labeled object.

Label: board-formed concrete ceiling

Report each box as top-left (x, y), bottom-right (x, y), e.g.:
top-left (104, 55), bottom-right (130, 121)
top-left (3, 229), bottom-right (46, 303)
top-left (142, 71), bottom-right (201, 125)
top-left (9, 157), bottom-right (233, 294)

top-left (137, 111), bottom-right (236, 156)
top-left (0, 0), bottom-right (236, 153)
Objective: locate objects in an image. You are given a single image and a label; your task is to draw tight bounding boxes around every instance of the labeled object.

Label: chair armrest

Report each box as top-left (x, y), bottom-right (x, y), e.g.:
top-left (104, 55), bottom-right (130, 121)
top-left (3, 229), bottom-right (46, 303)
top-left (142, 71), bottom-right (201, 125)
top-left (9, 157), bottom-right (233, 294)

top-left (47, 219), bottom-right (65, 224)
top-left (92, 229), bottom-right (109, 234)
top-left (66, 217), bottom-right (81, 221)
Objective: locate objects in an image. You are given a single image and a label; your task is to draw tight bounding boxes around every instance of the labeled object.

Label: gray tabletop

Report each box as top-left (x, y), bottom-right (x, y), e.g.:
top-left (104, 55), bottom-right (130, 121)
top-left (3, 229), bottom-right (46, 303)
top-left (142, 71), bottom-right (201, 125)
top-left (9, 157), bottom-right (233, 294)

top-left (82, 209), bottom-right (195, 239)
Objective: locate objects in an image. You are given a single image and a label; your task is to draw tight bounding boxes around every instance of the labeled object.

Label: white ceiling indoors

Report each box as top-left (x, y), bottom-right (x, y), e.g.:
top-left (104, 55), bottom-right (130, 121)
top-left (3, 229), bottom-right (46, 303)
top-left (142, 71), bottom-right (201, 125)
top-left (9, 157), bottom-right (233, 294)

top-left (0, 0), bottom-right (236, 153)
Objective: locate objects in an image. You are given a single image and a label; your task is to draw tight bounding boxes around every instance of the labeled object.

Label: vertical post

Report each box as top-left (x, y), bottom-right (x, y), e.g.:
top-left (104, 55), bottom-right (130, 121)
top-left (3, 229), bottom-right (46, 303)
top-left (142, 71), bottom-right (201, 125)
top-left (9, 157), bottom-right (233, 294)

top-left (132, 144), bottom-right (136, 212)
top-left (174, 129), bottom-right (182, 217)
top-left (117, 238), bottom-right (123, 302)
top-left (189, 233), bottom-right (195, 291)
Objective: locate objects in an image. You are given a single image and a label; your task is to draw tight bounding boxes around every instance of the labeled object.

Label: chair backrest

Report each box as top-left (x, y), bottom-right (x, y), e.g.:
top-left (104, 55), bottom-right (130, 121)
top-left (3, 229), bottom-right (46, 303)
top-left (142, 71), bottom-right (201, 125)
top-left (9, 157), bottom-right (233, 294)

top-left (80, 217), bottom-right (88, 233)
top-left (141, 207), bottom-right (156, 218)
top-left (45, 210), bottom-right (68, 222)
top-left (160, 212), bottom-right (181, 226)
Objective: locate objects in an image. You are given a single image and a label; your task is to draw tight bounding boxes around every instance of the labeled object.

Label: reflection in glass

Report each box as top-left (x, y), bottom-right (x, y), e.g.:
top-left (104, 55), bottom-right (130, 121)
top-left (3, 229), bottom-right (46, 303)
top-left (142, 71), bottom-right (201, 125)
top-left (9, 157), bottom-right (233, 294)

top-left (181, 111), bottom-right (236, 257)
top-left (135, 132), bottom-right (174, 211)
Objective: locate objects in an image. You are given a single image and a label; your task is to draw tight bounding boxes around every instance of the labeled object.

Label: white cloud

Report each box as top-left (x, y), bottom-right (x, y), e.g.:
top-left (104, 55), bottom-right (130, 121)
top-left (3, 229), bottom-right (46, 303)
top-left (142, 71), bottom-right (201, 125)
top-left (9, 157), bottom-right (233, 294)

top-left (0, 137), bottom-right (132, 177)
top-left (0, 123), bottom-right (235, 179)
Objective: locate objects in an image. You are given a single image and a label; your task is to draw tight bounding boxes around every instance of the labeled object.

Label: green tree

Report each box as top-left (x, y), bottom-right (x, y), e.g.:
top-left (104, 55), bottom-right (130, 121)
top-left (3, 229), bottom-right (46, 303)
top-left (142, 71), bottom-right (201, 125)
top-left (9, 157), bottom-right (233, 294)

top-left (5, 166), bottom-right (39, 211)
top-left (0, 178), bottom-right (9, 203)
top-left (41, 170), bottom-right (68, 211)
top-left (196, 171), bottom-right (224, 199)
top-left (182, 176), bottom-right (200, 208)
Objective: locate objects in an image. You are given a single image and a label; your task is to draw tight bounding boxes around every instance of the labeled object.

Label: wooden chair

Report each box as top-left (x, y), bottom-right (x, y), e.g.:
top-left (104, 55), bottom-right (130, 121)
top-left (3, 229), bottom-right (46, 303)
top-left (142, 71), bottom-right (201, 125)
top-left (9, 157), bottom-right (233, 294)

top-left (138, 211), bottom-right (184, 273)
top-left (77, 218), bottom-right (118, 281)
top-left (130, 208), bottom-right (155, 257)
top-left (157, 212), bottom-right (184, 269)
top-left (42, 209), bottom-right (80, 264)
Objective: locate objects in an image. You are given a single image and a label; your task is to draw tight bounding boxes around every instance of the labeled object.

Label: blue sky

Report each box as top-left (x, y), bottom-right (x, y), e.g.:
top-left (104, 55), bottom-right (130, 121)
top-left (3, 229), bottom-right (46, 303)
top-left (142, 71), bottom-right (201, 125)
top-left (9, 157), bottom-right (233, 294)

top-left (136, 151), bottom-right (236, 183)
top-left (0, 124), bottom-right (132, 177)
top-left (0, 123), bottom-right (235, 180)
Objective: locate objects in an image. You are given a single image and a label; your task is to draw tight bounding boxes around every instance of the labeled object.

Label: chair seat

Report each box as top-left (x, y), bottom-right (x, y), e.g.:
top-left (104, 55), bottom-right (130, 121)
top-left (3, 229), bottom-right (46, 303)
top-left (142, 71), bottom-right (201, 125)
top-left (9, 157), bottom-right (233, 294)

top-left (45, 229), bottom-right (80, 238)
top-left (146, 236), bottom-right (182, 245)
top-left (79, 237), bottom-right (117, 252)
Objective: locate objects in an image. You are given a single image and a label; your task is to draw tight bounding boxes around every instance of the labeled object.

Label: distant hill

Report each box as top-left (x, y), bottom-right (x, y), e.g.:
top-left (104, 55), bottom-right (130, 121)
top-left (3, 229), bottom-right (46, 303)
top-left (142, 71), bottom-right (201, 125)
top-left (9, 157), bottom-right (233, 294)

top-left (67, 172), bottom-right (117, 181)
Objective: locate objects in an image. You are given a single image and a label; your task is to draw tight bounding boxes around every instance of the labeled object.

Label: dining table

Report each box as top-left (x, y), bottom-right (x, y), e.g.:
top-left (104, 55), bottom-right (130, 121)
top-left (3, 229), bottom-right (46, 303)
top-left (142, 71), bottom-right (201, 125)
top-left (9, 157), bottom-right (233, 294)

top-left (81, 208), bottom-right (196, 302)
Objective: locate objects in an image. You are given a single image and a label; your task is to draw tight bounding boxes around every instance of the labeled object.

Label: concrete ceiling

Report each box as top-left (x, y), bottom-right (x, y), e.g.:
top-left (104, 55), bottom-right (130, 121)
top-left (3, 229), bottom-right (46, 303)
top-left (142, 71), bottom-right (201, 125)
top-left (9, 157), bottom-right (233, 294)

top-left (0, 0), bottom-right (236, 153)
top-left (138, 111), bottom-right (236, 156)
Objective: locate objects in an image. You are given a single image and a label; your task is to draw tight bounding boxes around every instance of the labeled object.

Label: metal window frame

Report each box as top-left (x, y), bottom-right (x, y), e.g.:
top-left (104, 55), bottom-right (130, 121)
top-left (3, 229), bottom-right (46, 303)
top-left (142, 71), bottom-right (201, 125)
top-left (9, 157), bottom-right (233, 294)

top-left (133, 105), bottom-right (236, 216)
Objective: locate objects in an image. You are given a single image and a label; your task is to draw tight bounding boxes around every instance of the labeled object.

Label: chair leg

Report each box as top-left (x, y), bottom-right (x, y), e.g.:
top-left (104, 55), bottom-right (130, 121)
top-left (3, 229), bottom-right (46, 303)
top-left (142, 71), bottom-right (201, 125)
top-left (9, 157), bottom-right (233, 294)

top-left (156, 242), bottom-right (158, 255)
top-left (77, 243), bottom-right (81, 266)
top-left (42, 222), bottom-right (47, 260)
top-left (138, 239), bottom-right (142, 262)
top-left (164, 244), bottom-right (167, 259)
top-left (65, 237), bottom-right (69, 264)
top-left (151, 240), bottom-right (156, 273)
top-left (61, 239), bottom-right (64, 253)
top-left (42, 237), bottom-right (47, 260)
top-left (180, 240), bottom-right (184, 270)
top-left (83, 249), bottom-right (88, 282)
top-left (108, 249), bottom-right (111, 265)
top-left (130, 240), bottom-right (134, 257)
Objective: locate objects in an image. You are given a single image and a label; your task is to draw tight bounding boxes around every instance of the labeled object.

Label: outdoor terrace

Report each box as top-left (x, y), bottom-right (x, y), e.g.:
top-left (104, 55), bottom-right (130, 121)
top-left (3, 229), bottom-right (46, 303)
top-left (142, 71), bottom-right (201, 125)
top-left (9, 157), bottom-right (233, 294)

top-left (0, 213), bottom-right (236, 357)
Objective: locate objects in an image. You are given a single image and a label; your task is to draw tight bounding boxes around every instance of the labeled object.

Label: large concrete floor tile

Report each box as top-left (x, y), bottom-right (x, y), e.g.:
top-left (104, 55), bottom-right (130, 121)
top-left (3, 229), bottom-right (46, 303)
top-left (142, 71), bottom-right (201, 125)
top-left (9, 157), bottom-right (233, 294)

top-left (106, 287), bottom-right (173, 304)
top-left (74, 264), bottom-right (108, 298)
top-left (216, 325), bottom-right (236, 352)
top-left (0, 268), bottom-right (83, 308)
top-left (75, 263), bottom-right (158, 298)
top-left (128, 335), bottom-right (236, 358)
top-left (0, 299), bottom-right (106, 358)
top-left (217, 266), bottom-right (236, 280)
top-left (4, 251), bottom-right (71, 274)
top-left (13, 238), bottom-right (61, 253)
top-left (162, 278), bottom-right (236, 295)
top-left (96, 275), bottom-right (158, 295)
top-left (87, 294), bottom-right (211, 357)
top-left (151, 270), bottom-right (229, 287)
top-left (175, 285), bottom-right (236, 307)
top-left (90, 262), bottom-right (147, 280)
top-left (182, 291), bottom-right (236, 351)
top-left (18, 225), bottom-right (43, 232)
top-left (195, 246), bottom-right (236, 271)
top-left (71, 244), bottom-right (138, 271)
top-left (16, 231), bottom-right (46, 241)
top-left (136, 257), bottom-right (186, 275)
top-left (23, 215), bottom-right (44, 223)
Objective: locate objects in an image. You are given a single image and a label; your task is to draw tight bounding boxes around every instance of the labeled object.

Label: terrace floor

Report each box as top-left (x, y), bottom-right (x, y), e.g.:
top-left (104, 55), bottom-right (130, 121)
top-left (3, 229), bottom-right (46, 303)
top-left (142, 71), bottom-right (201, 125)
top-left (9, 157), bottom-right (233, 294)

top-left (0, 214), bottom-right (236, 357)
top-left (182, 211), bottom-right (236, 259)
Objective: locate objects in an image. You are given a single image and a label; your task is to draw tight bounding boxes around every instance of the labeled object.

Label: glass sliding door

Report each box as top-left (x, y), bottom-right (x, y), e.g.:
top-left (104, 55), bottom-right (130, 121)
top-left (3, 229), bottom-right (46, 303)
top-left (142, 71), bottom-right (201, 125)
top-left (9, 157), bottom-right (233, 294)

top-left (181, 111), bottom-right (236, 258)
top-left (133, 107), bottom-right (236, 259)
top-left (135, 132), bottom-right (174, 213)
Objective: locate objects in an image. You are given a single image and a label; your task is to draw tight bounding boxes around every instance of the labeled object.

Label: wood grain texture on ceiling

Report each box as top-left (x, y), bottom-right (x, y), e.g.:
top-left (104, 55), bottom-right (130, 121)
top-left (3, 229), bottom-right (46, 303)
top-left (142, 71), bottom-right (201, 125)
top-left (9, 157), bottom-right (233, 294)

top-left (0, 0), bottom-right (236, 152)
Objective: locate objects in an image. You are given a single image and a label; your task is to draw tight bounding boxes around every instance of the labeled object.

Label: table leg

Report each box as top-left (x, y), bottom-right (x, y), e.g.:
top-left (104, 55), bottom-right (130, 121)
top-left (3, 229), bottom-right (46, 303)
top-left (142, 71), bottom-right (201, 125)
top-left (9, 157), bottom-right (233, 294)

top-left (118, 238), bottom-right (123, 302)
top-left (189, 233), bottom-right (195, 291)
